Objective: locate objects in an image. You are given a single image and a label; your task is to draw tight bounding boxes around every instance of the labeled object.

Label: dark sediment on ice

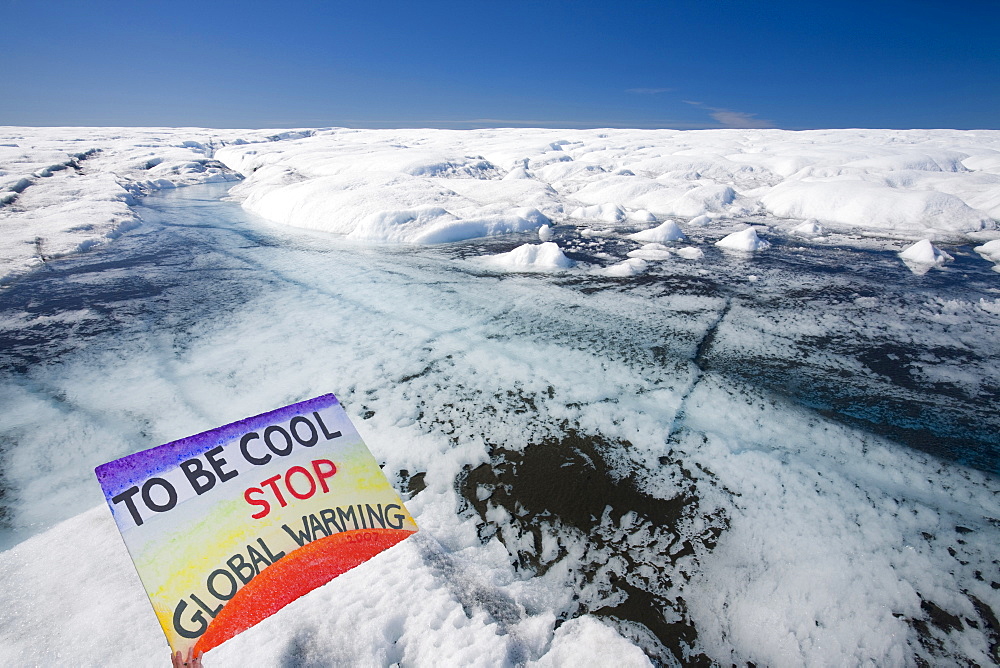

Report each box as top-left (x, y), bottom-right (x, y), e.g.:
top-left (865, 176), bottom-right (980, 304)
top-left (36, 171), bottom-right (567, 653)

top-left (458, 429), bottom-right (726, 666)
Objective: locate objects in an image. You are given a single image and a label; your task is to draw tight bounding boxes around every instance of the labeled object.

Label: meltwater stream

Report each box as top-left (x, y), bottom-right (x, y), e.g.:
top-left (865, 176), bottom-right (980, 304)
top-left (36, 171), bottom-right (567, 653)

top-left (0, 183), bottom-right (998, 666)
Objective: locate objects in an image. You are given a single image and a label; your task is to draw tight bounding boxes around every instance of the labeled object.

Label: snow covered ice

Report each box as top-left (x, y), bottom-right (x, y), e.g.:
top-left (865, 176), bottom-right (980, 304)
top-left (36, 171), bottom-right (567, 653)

top-left (628, 220), bottom-right (687, 243)
top-left (791, 218), bottom-right (826, 237)
top-left (483, 242), bottom-right (574, 271)
top-left (974, 239), bottom-right (1000, 272)
top-left (899, 239), bottom-right (954, 275)
top-left (714, 226), bottom-right (771, 252)
top-left (0, 126), bottom-right (999, 667)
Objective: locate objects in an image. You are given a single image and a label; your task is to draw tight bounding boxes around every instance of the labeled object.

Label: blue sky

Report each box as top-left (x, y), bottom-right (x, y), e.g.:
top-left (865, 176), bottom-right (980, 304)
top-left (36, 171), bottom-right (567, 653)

top-left (2, 0), bottom-right (998, 129)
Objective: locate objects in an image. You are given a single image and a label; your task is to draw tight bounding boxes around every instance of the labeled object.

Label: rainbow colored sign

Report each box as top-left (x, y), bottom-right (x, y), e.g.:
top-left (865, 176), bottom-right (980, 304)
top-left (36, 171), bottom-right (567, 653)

top-left (95, 394), bottom-right (417, 656)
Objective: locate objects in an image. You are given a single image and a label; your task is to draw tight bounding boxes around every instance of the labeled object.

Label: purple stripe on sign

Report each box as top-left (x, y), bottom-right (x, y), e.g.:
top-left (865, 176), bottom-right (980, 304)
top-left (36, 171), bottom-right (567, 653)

top-left (94, 394), bottom-right (340, 500)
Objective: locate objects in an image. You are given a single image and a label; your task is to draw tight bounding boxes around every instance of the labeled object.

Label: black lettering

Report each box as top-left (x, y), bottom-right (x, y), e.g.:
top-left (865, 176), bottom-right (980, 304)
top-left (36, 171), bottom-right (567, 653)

top-left (366, 504), bottom-right (386, 529)
top-left (240, 431), bottom-right (269, 465)
top-left (173, 599), bottom-right (207, 638)
top-left (308, 512), bottom-right (330, 538)
top-left (205, 445), bottom-right (238, 483)
top-left (289, 416), bottom-right (319, 447)
top-left (337, 505), bottom-right (358, 531)
top-left (141, 477), bottom-right (177, 513)
top-left (357, 504), bottom-right (367, 529)
top-left (282, 517), bottom-right (313, 547)
top-left (257, 537), bottom-right (285, 562)
top-left (264, 425), bottom-right (293, 456)
top-left (320, 508), bottom-right (344, 534)
top-left (111, 486), bottom-right (143, 526)
top-left (227, 553), bottom-right (256, 585)
top-left (247, 544), bottom-right (271, 573)
top-left (313, 411), bottom-right (342, 441)
top-left (206, 569), bottom-right (238, 601)
top-left (191, 593), bottom-right (222, 618)
top-left (385, 503), bottom-right (405, 530)
top-left (180, 458), bottom-right (216, 495)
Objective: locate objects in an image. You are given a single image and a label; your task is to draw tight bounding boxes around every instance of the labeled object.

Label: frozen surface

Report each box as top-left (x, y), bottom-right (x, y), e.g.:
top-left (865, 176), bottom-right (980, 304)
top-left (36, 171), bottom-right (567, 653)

top-left (1, 128), bottom-right (999, 667)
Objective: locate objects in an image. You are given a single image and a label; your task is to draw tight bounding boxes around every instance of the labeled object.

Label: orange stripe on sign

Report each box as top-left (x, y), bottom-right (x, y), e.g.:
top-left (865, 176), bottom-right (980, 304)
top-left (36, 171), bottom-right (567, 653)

top-left (194, 528), bottom-right (415, 654)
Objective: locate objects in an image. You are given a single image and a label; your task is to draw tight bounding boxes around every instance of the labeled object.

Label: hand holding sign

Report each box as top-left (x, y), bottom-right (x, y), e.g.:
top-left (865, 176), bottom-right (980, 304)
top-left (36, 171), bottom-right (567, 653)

top-left (171, 647), bottom-right (203, 668)
top-left (95, 394), bottom-right (418, 660)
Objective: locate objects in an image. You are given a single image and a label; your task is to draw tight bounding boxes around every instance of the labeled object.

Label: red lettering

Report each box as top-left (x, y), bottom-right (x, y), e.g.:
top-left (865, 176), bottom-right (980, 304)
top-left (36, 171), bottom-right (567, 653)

top-left (244, 460), bottom-right (339, 519)
top-left (312, 459), bottom-right (338, 492)
top-left (285, 466), bottom-right (316, 500)
top-left (260, 474), bottom-right (287, 508)
top-left (244, 487), bottom-right (270, 519)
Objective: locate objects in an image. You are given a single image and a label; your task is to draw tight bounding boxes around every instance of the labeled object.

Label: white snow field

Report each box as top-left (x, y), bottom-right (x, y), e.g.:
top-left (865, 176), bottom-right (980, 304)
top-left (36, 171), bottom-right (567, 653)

top-left (0, 127), bottom-right (999, 667)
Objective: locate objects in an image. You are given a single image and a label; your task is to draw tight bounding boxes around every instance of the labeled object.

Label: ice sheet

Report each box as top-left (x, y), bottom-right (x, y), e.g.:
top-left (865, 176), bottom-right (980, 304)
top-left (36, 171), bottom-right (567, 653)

top-left (1, 128), bottom-right (999, 666)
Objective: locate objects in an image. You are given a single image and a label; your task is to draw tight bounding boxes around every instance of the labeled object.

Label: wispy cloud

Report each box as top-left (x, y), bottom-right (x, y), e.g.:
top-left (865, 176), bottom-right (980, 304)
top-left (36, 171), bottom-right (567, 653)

top-left (708, 109), bottom-right (775, 129)
top-left (684, 101), bottom-right (776, 129)
top-left (625, 87), bottom-right (674, 95)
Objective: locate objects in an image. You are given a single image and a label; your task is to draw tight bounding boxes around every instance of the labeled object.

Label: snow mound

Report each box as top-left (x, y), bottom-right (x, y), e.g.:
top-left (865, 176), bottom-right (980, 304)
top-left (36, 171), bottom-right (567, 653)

top-left (973, 239), bottom-right (1000, 263)
top-left (791, 219), bottom-right (827, 237)
top-left (535, 616), bottom-right (653, 667)
top-left (570, 202), bottom-right (626, 222)
top-left (572, 178), bottom-right (742, 219)
top-left (628, 220), bottom-right (686, 243)
top-left (538, 224), bottom-right (554, 242)
top-left (899, 239), bottom-right (953, 266)
top-left (503, 166), bottom-right (533, 180)
top-left (400, 209), bottom-right (549, 245)
top-left (670, 184), bottom-right (738, 217)
top-left (716, 227), bottom-right (771, 252)
top-left (761, 181), bottom-right (991, 235)
top-left (598, 257), bottom-right (648, 277)
top-left (483, 242), bottom-right (574, 271)
top-left (627, 243), bottom-right (673, 261)
top-left (676, 246), bottom-right (705, 260)
top-left (237, 172), bottom-right (548, 244)
top-left (628, 209), bottom-right (657, 223)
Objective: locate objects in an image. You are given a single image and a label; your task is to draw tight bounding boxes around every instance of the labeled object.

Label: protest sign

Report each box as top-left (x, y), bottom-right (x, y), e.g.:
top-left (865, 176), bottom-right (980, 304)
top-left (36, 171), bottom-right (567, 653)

top-left (95, 394), bottom-right (418, 656)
